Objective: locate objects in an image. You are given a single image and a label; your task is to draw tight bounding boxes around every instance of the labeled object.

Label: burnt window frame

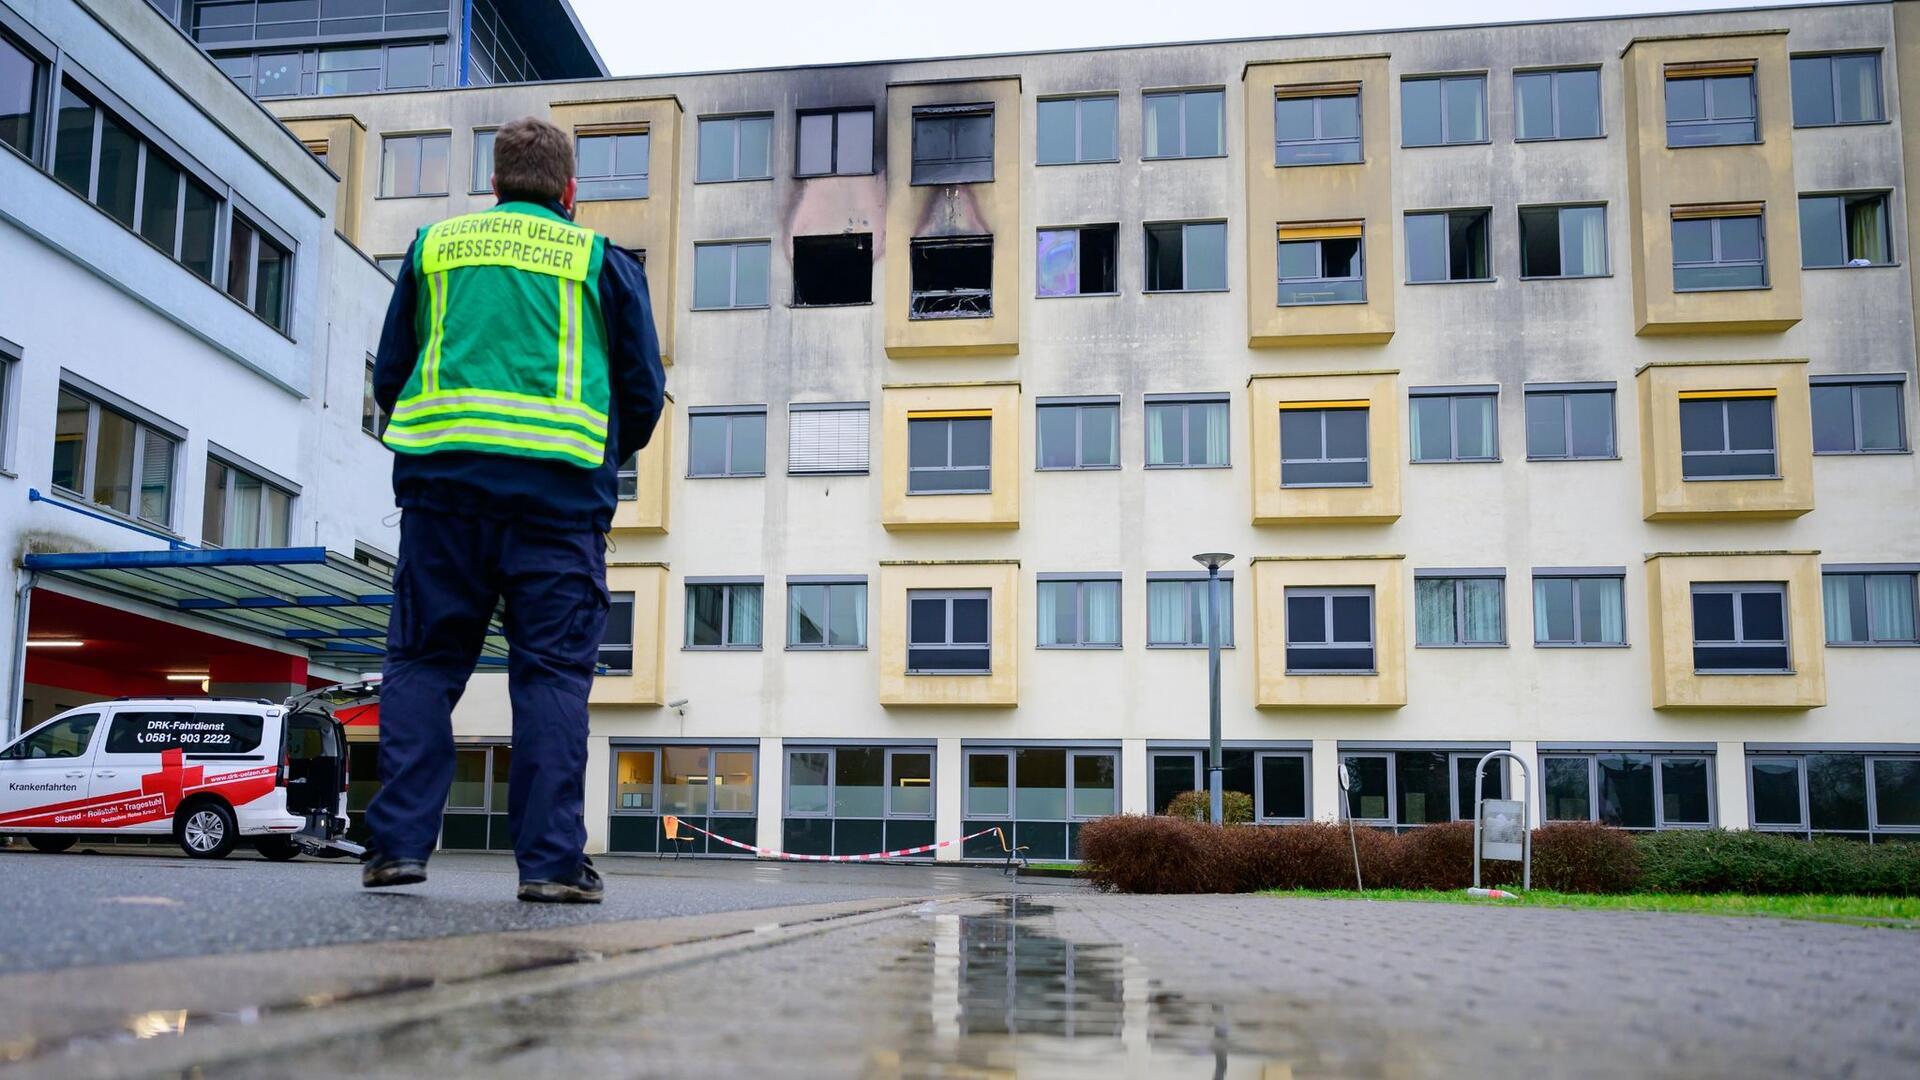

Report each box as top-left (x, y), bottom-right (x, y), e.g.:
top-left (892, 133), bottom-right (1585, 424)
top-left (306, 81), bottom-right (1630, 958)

top-left (908, 235), bottom-right (993, 319)
top-left (791, 232), bottom-right (874, 308)
top-left (910, 103), bottom-right (994, 185)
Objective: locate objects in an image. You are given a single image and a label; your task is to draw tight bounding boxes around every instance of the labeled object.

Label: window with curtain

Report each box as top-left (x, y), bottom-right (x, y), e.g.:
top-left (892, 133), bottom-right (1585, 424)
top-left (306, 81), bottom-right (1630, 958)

top-left (1037, 577), bottom-right (1121, 648)
top-left (685, 581), bottom-right (762, 649)
top-left (1401, 74), bottom-right (1487, 146)
top-left (787, 580), bottom-right (866, 649)
top-left (1823, 571), bottom-right (1918, 645)
top-left (1409, 391), bottom-right (1497, 462)
top-left (1790, 52), bottom-right (1883, 127)
top-left (1519, 205), bottom-right (1608, 278)
top-left (1533, 574), bottom-right (1624, 646)
top-left (1145, 398), bottom-right (1228, 467)
top-left (49, 384), bottom-right (178, 529)
top-left (1146, 576), bottom-right (1233, 647)
top-left (1811, 379), bottom-right (1905, 454)
top-left (1415, 574), bottom-right (1505, 646)
top-left (1798, 193), bottom-right (1891, 267)
top-left (201, 457), bottom-right (293, 548)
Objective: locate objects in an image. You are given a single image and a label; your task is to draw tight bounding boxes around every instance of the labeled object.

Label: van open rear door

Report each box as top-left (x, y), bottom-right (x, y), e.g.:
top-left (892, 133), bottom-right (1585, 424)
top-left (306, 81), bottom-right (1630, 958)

top-left (282, 679), bottom-right (379, 859)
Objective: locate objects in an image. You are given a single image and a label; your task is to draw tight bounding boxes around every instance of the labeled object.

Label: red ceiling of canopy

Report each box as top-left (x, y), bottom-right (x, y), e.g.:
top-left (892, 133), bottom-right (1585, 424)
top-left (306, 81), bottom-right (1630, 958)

top-left (24, 590), bottom-right (308, 700)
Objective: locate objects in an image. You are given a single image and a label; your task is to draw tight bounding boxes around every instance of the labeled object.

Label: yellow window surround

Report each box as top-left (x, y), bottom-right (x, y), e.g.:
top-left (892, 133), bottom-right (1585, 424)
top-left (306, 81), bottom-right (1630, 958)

top-left (1664, 60), bottom-right (1756, 78)
top-left (1677, 388), bottom-right (1777, 400)
top-left (1672, 202), bottom-right (1764, 220)
top-left (1275, 82), bottom-right (1361, 99)
top-left (1278, 222), bottom-right (1364, 240)
top-left (909, 408), bottom-right (994, 419)
top-left (1278, 399), bottom-right (1370, 410)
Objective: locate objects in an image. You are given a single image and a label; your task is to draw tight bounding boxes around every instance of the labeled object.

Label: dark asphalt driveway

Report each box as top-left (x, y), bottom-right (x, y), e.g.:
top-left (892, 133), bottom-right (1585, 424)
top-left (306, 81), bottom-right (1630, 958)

top-left (0, 846), bottom-right (1064, 974)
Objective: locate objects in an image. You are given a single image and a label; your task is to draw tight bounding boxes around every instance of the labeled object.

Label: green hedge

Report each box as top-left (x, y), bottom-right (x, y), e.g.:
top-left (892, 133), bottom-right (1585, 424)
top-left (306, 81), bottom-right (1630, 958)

top-left (1075, 816), bottom-right (1920, 896)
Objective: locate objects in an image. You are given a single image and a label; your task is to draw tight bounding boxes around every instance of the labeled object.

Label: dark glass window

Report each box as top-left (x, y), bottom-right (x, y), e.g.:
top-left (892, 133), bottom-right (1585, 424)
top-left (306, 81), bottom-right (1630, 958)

top-left (1665, 71), bottom-right (1757, 146)
top-left (907, 590), bottom-right (991, 673)
top-left (1791, 53), bottom-right (1882, 127)
top-left (1280, 406), bottom-right (1369, 486)
top-left (1036, 225), bottom-right (1117, 297)
top-left (1691, 583), bottom-right (1790, 672)
top-left (1284, 587), bottom-right (1374, 672)
top-left (1519, 205), bottom-right (1607, 278)
top-left (907, 415), bottom-right (991, 493)
top-left (1679, 395), bottom-right (1776, 478)
top-left (1274, 91), bottom-right (1360, 165)
top-left (1812, 381), bottom-right (1905, 454)
top-left (0, 29), bottom-right (45, 158)
top-left (1514, 68), bottom-right (1601, 140)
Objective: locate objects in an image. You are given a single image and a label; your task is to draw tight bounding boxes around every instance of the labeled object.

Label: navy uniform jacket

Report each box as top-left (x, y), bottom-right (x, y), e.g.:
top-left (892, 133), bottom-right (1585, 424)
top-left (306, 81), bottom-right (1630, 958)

top-left (371, 197), bottom-right (666, 532)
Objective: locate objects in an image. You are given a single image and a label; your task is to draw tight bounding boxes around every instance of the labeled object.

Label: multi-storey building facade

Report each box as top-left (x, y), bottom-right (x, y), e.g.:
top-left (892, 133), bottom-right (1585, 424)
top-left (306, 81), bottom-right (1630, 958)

top-left (7, 1), bottom-right (1918, 863)
top-left (1, 1), bottom-right (397, 742)
top-left (266, 1), bottom-right (1920, 861)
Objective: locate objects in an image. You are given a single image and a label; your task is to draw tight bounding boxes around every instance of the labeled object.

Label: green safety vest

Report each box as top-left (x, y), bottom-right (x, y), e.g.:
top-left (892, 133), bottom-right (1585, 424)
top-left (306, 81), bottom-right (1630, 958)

top-left (383, 202), bottom-right (611, 469)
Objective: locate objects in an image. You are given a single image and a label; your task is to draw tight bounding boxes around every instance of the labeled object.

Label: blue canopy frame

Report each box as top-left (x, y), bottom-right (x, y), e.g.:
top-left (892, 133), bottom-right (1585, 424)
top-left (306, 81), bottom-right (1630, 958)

top-left (21, 546), bottom-right (509, 673)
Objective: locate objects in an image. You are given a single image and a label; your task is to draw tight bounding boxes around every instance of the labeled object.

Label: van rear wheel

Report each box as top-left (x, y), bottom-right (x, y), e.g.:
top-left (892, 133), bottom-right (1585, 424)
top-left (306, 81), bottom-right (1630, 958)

top-left (27, 835), bottom-right (76, 854)
top-left (253, 836), bottom-right (300, 861)
top-left (175, 802), bottom-right (238, 860)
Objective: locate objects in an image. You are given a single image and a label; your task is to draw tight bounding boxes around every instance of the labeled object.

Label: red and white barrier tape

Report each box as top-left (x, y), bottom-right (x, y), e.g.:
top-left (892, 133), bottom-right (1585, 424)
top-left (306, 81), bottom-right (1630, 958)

top-left (662, 815), bottom-right (1006, 862)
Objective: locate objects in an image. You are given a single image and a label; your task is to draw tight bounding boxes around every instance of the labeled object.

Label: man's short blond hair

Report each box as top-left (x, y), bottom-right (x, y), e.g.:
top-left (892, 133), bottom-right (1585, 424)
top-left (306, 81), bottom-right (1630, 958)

top-left (492, 117), bottom-right (573, 202)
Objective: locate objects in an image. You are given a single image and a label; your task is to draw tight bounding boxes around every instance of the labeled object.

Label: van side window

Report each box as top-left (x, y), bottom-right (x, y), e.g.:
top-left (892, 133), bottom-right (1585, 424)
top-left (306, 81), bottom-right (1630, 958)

top-left (2, 714), bottom-right (101, 759)
top-left (103, 712), bottom-right (265, 755)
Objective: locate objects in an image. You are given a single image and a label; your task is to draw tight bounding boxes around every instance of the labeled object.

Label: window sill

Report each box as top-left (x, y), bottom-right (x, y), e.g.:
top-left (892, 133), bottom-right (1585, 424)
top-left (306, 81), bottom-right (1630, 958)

top-left (1680, 474), bottom-right (1782, 483)
top-left (1406, 277), bottom-right (1497, 286)
top-left (906, 489), bottom-right (993, 496)
top-left (1285, 669), bottom-right (1379, 676)
top-left (44, 487), bottom-right (184, 541)
top-left (909, 177), bottom-right (995, 188)
top-left (1803, 262), bottom-right (1900, 271)
top-left (1415, 642), bottom-right (1508, 649)
top-left (0, 467), bottom-right (16, 480)
top-left (1273, 158), bottom-right (1367, 169)
top-left (468, 188), bottom-right (494, 197)
top-left (791, 301), bottom-right (875, 309)
top-left (908, 312), bottom-right (995, 321)
top-left (1147, 644), bottom-right (1235, 650)
top-left (1141, 153), bottom-right (1228, 162)
top-left (1144, 288), bottom-right (1230, 295)
top-left (374, 192), bottom-right (450, 201)
top-left (1514, 134), bottom-right (1609, 144)
top-left (1036, 465), bottom-right (1122, 472)
top-left (687, 473), bottom-right (767, 480)
top-left (1693, 669), bottom-right (1795, 676)
top-left (1280, 481), bottom-right (1373, 489)
top-left (1814, 448), bottom-right (1911, 456)
top-left (1792, 118), bottom-right (1891, 130)
top-left (1401, 140), bottom-right (1494, 149)
top-left (1276, 297), bottom-right (1368, 307)
top-left (785, 645), bottom-right (868, 652)
top-left (1673, 284), bottom-right (1772, 293)
top-left (1036, 291), bottom-right (1122, 300)
top-left (694, 176), bottom-right (774, 185)
top-left (1410, 458), bottom-right (1501, 465)
top-left (1664, 139), bottom-right (1763, 150)
top-left (905, 670), bottom-right (992, 677)
top-left (1824, 641), bottom-right (1920, 648)
top-left (1534, 642), bottom-right (1630, 649)
top-left (1037, 158), bottom-right (1121, 167)
top-left (692, 305), bottom-right (773, 312)
top-left (1037, 644), bottom-right (1123, 651)
top-left (1518, 273), bottom-right (1612, 281)
top-left (1144, 463), bottom-right (1232, 470)
top-left (682, 646), bottom-right (764, 652)
top-left (796, 171), bottom-right (878, 180)
top-left (1525, 455), bottom-right (1621, 462)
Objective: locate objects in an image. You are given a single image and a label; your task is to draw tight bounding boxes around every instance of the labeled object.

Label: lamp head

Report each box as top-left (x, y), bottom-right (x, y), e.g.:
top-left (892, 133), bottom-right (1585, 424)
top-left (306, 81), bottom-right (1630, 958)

top-left (1192, 552), bottom-right (1234, 572)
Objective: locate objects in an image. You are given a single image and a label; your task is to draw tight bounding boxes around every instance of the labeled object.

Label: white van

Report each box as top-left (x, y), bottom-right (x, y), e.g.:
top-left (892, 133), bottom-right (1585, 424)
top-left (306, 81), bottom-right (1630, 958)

top-left (0, 684), bottom-right (367, 859)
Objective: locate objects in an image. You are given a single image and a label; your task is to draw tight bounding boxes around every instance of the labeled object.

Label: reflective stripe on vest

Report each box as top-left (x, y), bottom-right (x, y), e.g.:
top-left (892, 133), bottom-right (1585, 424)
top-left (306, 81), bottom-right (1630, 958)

top-left (383, 416), bottom-right (604, 467)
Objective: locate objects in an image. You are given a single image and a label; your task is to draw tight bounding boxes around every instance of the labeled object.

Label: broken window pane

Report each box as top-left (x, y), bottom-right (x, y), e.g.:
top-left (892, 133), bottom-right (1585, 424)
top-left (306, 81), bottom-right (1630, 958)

top-left (792, 233), bottom-right (872, 306)
top-left (910, 237), bottom-right (992, 319)
top-left (1036, 225), bottom-right (1116, 297)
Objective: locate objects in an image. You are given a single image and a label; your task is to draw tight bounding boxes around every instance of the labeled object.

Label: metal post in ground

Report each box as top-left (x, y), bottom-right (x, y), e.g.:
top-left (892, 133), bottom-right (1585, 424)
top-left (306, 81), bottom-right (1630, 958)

top-left (1192, 552), bottom-right (1232, 826)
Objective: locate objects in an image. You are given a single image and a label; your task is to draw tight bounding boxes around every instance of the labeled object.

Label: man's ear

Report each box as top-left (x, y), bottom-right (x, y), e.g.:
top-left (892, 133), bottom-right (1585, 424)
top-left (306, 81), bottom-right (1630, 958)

top-left (562, 176), bottom-right (579, 214)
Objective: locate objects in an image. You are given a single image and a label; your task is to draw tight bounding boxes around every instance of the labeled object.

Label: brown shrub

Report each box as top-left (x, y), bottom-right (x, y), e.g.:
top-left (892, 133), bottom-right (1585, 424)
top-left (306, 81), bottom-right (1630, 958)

top-left (1077, 814), bottom-right (1232, 893)
top-left (1532, 821), bottom-right (1643, 893)
top-left (1396, 821), bottom-right (1520, 890)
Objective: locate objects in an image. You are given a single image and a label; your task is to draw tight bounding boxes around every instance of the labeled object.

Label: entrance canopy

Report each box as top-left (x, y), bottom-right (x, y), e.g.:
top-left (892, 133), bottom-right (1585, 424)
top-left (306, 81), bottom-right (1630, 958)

top-left (22, 547), bottom-right (508, 674)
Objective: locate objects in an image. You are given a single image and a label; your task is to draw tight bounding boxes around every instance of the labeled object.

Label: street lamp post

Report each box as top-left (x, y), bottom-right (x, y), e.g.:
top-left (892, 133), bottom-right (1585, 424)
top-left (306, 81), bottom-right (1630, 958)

top-left (1193, 552), bottom-right (1233, 826)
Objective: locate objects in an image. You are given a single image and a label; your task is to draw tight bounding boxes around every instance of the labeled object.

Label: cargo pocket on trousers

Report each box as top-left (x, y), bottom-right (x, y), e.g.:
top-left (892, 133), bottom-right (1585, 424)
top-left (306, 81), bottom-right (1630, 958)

top-left (560, 578), bottom-right (611, 672)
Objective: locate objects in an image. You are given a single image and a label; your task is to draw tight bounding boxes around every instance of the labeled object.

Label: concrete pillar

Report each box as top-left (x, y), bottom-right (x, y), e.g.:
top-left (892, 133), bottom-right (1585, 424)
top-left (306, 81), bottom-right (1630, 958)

top-left (756, 736), bottom-right (783, 854)
top-left (936, 737), bottom-right (962, 861)
top-left (583, 736), bottom-right (610, 855)
top-left (1716, 741), bottom-right (1750, 829)
top-left (1312, 738), bottom-right (1341, 821)
top-left (1120, 738), bottom-right (1148, 814)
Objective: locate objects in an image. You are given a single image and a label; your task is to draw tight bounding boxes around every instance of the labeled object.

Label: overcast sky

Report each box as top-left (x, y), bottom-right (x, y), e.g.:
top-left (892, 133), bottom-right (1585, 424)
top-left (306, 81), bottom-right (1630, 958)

top-left (569, 0), bottom-right (1849, 77)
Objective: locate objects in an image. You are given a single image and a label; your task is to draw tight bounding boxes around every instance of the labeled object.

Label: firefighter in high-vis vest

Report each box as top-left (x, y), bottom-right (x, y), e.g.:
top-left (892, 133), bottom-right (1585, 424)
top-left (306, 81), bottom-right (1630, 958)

top-left (363, 118), bottom-right (664, 903)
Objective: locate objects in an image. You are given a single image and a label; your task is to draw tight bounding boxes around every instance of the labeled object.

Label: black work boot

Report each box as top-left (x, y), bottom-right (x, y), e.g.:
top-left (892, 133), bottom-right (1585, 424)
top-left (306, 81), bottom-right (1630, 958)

top-left (518, 857), bottom-right (604, 904)
top-left (361, 851), bottom-right (428, 888)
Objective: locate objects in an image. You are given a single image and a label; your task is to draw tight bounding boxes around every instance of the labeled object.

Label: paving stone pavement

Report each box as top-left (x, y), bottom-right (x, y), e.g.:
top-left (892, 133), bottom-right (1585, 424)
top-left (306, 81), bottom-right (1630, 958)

top-left (211, 891), bottom-right (1920, 1078)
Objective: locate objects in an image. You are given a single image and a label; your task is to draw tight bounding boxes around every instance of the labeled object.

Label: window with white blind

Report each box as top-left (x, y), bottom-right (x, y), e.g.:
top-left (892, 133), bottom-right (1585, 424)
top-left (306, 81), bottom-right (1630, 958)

top-left (787, 402), bottom-right (869, 476)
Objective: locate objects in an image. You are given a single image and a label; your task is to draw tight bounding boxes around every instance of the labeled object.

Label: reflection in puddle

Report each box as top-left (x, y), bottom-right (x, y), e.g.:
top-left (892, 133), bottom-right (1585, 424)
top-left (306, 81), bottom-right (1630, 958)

top-left (886, 896), bottom-right (1384, 1078)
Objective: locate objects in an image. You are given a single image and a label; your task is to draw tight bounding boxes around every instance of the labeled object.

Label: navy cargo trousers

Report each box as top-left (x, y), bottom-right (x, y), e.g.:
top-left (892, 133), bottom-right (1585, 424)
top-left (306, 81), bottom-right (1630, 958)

top-left (364, 508), bottom-right (609, 883)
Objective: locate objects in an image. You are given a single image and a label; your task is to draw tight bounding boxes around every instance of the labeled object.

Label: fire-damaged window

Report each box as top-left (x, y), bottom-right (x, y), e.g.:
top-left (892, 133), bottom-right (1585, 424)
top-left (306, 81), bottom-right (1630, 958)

top-left (910, 237), bottom-right (992, 319)
top-left (792, 234), bottom-right (873, 306)
top-left (911, 103), bottom-right (993, 184)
